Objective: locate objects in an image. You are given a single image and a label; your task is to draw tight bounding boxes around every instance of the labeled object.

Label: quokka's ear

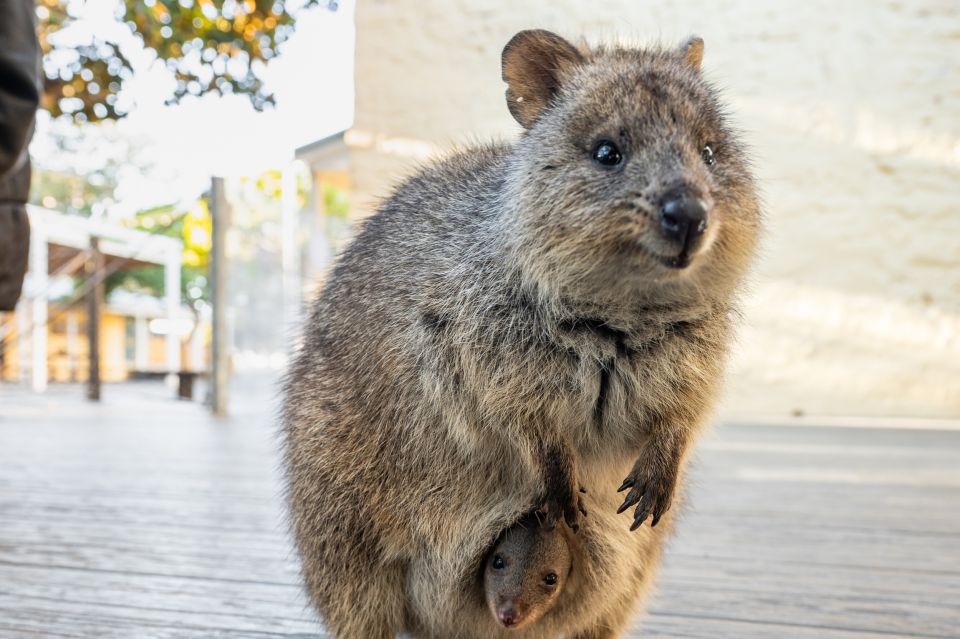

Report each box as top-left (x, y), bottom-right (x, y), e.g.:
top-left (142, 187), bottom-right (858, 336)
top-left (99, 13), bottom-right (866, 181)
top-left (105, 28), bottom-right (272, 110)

top-left (502, 30), bottom-right (584, 128)
top-left (681, 36), bottom-right (705, 72)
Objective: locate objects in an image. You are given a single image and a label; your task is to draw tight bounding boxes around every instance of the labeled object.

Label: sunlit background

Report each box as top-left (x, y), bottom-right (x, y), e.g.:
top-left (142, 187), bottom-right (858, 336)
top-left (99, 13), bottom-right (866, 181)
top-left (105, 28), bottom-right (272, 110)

top-left (1, 3), bottom-right (957, 638)
top-left (2, 0), bottom-right (354, 396)
top-left (1, 0), bottom-right (957, 416)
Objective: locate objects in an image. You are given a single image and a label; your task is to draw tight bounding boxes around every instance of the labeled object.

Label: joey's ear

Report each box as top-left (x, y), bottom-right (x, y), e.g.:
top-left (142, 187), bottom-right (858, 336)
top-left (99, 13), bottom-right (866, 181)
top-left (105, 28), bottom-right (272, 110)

top-left (680, 36), bottom-right (705, 72)
top-left (502, 30), bottom-right (584, 128)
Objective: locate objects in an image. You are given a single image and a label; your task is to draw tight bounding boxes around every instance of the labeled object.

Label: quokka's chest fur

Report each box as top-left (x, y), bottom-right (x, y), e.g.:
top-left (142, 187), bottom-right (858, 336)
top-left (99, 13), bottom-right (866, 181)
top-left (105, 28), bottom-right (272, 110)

top-left (417, 302), bottom-right (727, 461)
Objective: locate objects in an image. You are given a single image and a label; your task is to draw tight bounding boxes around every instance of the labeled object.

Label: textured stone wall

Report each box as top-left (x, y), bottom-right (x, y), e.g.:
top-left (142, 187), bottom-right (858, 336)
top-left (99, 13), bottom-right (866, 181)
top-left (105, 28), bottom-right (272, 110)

top-left (349, 0), bottom-right (960, 418)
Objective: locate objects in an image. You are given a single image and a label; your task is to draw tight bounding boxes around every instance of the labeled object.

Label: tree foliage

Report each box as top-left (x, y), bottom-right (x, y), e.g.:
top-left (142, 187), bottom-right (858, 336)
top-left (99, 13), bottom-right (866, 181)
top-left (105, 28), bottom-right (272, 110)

top-left (106, 201), bottom-right (213, 307)
top-left (29, 121), bottom-right (150, 215)
top-left (31, 168), bottom-right (115, 216)
top-left (38, 0), bottom-right (335, 122)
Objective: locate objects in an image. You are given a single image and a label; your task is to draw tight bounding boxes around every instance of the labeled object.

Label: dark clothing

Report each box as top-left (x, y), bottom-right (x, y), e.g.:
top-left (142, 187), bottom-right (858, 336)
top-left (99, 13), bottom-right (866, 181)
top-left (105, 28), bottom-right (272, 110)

top-left (0, 0), bottom-right (40, 311)
top-left (0, 163), bottom-right (31, 311)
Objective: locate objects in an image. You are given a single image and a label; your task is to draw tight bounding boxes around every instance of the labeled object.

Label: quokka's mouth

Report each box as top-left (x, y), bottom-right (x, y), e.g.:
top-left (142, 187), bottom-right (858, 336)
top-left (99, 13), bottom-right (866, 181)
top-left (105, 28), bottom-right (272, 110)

top-left (637, 243), bottom-right (695, 270)
top-left (664, 249), bottom-right (693, 269)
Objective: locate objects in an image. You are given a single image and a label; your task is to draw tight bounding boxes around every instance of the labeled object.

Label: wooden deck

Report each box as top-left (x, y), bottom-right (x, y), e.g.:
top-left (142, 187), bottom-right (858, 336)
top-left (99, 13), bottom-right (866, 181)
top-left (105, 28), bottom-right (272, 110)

top-left (1, 380), bottom-right (957, 638)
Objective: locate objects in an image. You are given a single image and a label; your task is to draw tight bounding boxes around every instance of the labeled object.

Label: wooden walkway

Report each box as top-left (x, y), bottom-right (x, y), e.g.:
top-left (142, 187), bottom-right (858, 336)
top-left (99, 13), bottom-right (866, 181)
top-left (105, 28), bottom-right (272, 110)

top-left (0, 380), bottom-right (957, 638)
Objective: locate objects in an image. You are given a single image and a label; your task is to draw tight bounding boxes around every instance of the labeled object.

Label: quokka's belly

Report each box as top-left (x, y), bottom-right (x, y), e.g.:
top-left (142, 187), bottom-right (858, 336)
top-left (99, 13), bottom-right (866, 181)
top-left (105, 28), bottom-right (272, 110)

top-left (405, 458), bottom-right (669, 639)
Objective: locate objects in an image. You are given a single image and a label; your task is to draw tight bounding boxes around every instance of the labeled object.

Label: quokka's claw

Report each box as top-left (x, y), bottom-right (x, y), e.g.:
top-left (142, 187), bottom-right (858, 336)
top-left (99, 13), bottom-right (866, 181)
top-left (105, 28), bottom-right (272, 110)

top-left (617, 489), bottom-right (641, 514)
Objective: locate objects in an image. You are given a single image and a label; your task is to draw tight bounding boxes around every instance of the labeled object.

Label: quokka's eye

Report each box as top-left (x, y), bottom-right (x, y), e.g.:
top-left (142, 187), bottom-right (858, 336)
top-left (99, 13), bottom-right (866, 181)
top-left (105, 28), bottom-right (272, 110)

top-left (492, 555), bottom-right (505, 570)
top-left (592, 140), bottom-right (623, 166)
top-left (543, 572), bottom-right (558, 586)
top-left (701, 144), bottom-right (716, 166)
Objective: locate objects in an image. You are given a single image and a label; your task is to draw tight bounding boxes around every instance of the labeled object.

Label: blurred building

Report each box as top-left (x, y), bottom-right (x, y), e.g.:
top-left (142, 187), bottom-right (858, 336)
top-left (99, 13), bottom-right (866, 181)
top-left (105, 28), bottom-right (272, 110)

top-left (0, 297), bottom-right (200, 384)
top-left (336, 0), bottom-right (959, 418)
top-left (0, 206), bottom-right (206, 389)
top-left (295, 132), bottom-right (353, 300)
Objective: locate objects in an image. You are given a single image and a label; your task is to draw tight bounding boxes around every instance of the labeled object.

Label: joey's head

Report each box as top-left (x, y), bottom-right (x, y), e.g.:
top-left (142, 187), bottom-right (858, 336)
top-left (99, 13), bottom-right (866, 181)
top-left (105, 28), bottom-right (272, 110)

top-left (483, 519), bottom-right (572, 630)
top-left (500, 30), bottom-right (760, 307)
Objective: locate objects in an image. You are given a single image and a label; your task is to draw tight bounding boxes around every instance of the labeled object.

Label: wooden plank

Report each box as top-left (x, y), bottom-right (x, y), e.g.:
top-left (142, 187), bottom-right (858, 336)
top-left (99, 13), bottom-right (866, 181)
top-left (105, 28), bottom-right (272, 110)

top-left (1, 382), bottom-right (958, 638)
top-left (640, 611), bottom-right (950, 639)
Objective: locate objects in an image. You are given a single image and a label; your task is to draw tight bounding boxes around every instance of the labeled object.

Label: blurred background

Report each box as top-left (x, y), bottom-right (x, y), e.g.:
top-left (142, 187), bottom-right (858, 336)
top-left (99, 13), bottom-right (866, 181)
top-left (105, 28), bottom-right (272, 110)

top-left (1, 2), bottom-right (957, 637)
top-left (346, 1), bottom-right (960, 420)
top-left (2, 0), bottom-right (957, 419)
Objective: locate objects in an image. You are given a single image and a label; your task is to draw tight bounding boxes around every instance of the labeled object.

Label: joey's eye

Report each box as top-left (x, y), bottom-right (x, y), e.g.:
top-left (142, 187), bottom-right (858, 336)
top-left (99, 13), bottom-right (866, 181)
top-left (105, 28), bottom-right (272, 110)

top-left (492, 555), bottom-right (505, 570)
top-left (592, 140), bottom-right (622, 167)
top-left (543, 572), bottom-right (558, 586)
top-left (701, 144), bottom-right (716, 166)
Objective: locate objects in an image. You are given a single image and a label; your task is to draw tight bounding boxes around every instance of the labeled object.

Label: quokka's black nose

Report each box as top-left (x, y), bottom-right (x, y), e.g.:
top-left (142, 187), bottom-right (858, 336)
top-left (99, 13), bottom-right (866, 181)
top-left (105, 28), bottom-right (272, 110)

top-left (658, 193), bottom-right (709, 250)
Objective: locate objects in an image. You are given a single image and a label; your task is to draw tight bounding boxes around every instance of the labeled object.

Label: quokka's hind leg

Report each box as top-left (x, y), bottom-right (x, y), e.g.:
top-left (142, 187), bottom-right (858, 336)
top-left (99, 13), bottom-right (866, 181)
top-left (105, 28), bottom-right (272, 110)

top-left (300, 543), bottom-right (406, 639)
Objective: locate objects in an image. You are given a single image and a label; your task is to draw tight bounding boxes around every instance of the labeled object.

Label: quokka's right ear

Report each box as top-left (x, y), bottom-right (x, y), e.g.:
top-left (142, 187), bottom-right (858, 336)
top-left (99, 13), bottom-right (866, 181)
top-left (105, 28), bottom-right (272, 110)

top-left (680, 36), bottom-right (705, 72)
top-left (502, 30), bottom-right (584, 129)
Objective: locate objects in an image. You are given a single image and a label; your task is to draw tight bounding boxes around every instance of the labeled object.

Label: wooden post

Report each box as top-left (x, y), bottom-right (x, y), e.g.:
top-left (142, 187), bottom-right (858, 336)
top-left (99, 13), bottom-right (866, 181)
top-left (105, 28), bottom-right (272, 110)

top-left (164, 244), bottom-right (181, 385)
top-left (86, 237), bottom-right (103, 401)
top-left (30, 226), bottom-right (48, 392)
top-left (66, 311), bottom-right (79, 382)
top-left (209, 177), bottom-right (229, 416)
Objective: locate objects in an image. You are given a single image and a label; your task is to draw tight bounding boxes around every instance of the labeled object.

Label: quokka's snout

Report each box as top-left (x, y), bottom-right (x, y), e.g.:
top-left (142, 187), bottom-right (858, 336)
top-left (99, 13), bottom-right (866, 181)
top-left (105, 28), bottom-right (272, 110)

top-left (656, 184), bottom-right (712, 267)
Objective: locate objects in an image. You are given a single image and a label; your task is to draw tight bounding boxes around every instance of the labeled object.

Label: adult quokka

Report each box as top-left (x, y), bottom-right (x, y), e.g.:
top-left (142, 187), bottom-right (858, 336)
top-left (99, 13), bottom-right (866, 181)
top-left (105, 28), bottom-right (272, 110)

top-left (283, 29), bottom-right (760, 639)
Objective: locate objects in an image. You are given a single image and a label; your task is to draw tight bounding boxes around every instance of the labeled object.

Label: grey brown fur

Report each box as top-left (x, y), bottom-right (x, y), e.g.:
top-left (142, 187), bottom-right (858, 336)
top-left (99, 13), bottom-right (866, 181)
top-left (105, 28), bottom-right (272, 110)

top-left (283, 30), bottom-right (760, 639)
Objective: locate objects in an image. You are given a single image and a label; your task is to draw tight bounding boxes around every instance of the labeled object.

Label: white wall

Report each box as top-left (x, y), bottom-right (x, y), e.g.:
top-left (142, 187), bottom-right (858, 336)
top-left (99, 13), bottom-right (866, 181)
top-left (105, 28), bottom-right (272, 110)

top-left (349, 0), bottom-right (960, 418)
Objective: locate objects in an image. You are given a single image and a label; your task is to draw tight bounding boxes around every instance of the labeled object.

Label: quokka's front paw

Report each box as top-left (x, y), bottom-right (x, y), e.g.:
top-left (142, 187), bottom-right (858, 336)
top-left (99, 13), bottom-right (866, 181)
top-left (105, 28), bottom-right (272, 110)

top-left (539, 481), bottom-right (588, 533)
top-left (616, 461), bottom-right (676, 530)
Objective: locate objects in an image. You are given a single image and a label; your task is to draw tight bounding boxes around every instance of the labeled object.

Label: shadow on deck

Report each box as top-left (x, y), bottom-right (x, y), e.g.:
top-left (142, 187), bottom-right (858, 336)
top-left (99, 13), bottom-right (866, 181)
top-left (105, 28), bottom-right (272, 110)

top-left (1, 379), bottom-right (957, 638)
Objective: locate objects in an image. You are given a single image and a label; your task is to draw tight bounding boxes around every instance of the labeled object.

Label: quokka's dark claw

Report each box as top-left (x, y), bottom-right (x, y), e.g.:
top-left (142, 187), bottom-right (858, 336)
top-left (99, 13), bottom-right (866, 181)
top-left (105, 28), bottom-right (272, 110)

top-left (617, 477), bottom-right (634, 493)
top-left (651, 512), bottom-right (663, 527)
top-left (629, 495), bottom-right (653, 530)
top-left (579, 485), bottom-right (588, 494)
top-left (617, 490), bottom-right (641, 514)
top-left (630, 509), bottom-right (650, 531)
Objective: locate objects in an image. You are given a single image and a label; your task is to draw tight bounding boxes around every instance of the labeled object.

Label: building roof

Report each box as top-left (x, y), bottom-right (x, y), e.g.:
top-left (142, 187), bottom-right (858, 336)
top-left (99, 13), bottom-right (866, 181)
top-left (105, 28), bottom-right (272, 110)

top-left (27, 205), bottom-right (183, 272)
top-left (294, 131), bottom-right (348, 170)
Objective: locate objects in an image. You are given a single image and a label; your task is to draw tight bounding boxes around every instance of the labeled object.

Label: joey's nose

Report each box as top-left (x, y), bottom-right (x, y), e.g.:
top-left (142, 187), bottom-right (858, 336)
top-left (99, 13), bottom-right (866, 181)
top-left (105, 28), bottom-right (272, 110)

top-left (497, 605), bottom-right (521, 627)
top-left (658, 194), bottom-right (709, 250)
